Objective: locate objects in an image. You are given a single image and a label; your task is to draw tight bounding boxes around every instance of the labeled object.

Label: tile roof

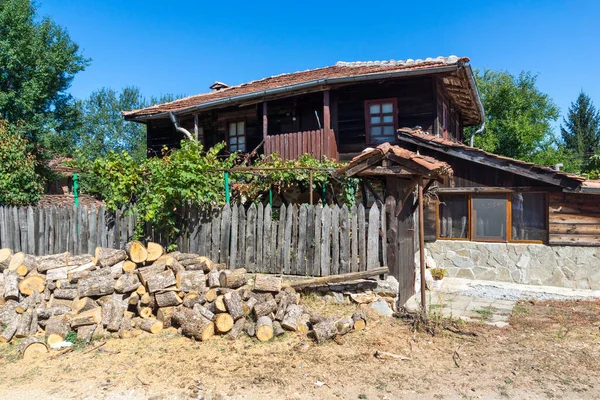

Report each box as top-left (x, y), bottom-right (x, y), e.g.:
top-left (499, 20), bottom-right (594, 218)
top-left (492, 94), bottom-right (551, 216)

top-left (123, 56), bottom-right (474, 119)
top-left (396, 128), bottom-right (592, 190)
top-left (339, 142), bottom-right (453, 179)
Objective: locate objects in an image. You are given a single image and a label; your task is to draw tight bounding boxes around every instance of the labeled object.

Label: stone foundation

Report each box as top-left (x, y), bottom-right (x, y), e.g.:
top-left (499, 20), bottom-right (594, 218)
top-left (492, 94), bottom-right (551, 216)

top-left (425, 241), bottom-right (600, 290)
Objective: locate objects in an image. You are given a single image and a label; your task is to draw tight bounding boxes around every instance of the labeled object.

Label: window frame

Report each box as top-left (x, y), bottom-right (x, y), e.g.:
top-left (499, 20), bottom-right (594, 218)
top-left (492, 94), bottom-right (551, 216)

top-left (226, 119), bottom-right (247, 152)
top-left (435, 191), bottom-right (548, 244)
top-left (364, 98), bottom-right (398, 144)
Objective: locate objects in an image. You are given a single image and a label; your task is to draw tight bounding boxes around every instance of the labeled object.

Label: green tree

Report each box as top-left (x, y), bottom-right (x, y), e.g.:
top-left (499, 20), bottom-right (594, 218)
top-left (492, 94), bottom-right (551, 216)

top-left (560, 91), bottom-right (600, 165)
top-left (0, 119), bottom-right (43, 205)
top-left (0, 0), bottom-right (90, 146)
top-left (466, 70), bottom-right (560, 160)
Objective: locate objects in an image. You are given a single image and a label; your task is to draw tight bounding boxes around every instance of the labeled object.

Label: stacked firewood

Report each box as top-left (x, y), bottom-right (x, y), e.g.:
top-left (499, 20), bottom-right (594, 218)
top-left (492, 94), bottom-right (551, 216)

top-left (0, 243), bottom-right (367, 358)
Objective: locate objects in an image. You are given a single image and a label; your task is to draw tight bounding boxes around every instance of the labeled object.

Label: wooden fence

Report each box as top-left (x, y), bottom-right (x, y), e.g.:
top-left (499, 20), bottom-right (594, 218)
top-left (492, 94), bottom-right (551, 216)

top-left (0, 200), bottom-right (409, 278)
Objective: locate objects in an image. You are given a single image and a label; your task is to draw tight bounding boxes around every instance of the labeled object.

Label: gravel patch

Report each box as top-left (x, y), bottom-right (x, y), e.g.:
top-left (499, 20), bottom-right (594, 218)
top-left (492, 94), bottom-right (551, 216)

top-left (457, 285), bottom-right (589, 302)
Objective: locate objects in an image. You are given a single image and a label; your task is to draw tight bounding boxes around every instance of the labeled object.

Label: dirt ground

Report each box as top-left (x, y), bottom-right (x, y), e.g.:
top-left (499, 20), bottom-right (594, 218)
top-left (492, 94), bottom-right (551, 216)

top-left (1, 297), bottom-right (599, 400)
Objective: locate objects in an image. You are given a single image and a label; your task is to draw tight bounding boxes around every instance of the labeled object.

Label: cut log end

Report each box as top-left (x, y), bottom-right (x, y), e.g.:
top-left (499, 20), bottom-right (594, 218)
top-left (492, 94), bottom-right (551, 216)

top-left (18, 337), bottom-right (49, 361)
top-left (125, 241), bottom-right (148, 264)
top-left (256, 316), bottom-right (274, 342)
top-left (215, 313), bottom-right (234, 333)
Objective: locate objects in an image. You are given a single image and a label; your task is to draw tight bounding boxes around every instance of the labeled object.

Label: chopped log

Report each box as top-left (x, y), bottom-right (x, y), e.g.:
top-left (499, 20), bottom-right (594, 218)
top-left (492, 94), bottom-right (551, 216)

top-left (207, 270), bottom-right (220, 288)
top-left (256, 316), bottom-right (274, 342)
top-left (254, 274), bottom-right (282, 293)
top-left (137, 305), bottom-right (153, 319)
top-left (223, 291), bottom-right (244, 320)
top-left (97, 249), bottom-right (127, 268)
top-left (128, 292), bottom-right (140, 305)
top-left (72, 297), bottom-right (98, 314)
top-left (182, 292), bottom-right (205, 308)
top-left (204, 288), bottom-right (217, 302)
top-left (56, 280), bottom-right (76, 290)
top-left (18, 337), bottom-right (48, 360)
top-left (122, 261), bottom-right (137, 272)
top-left (0, 316), bottom-right (18, 342)
top-left (4, 270), bottom-right (19, 300)
top-left (15, 309), bottom-right (33, 338)
top-left (15, 290), bottom-right (39, 313)
top-left (139, 318), bottom-right (163, 334)
top-left (336, 317), bottom-right (354, 336)
top-left (215, 313), bottom-right (234, 333)
top-left (78, 275), bottom-right (115, 297)
top-left (36, 305), bottom-right (70, 319)
top-left (281, 304), bottom-right (303, 331)
top-left (70, 307), bottom-right (102, 328)
top-left (214, 295), bottom-right (227, 313)
top-left (29, 308), bottom-right (38, 335)
top-left (172, 307), bottom-right (214, 341)
top-left (111, 261), bottom-right (124, 276)
top-left (273, 321), bottom-right (285, 337)
top-left (243, 297), bottom-right (258, 316)
top-left (104, 299), bottom-right (126, 332)
top-left (46, 267), bottom-right (68, 282)
top-left (139, 293), bottom-right (151, 306)
top-left (219, 268), bottom-right (247, 289)
top-left (114, 273), bottom-right (141, 293)
top-left (119, 317), bottom-right (134, 338)
top-left (45, 315), bottom-right (70, 344)
top-left (245, 321), bottom-right (255, 337)
top-left (352, 311), bottom-right (367, 331)
top-left (125, 241), bottom-right (148, 264)
top-left (226, 316), bottom-right (246, 340)
top-left (66, 263), bottom-right (99, 282)
top-left (157, 307), bottom-right (174, 328)
top-left (253, 297), bottom-right (277, 318)
top-left (197, 256), bottom-right (214, 272)
top-left (282, 267), bottom-right (389, 289)
top-left (297, 313), bottom-right (311, 334)
top-left (9, 252), bottom-right (38, 274)
top-left (53, 288), bottom-right (78, 300)
top-left (145, 269), bottom-right (176, 294)
top-left (77, 324), bottom-right (97, 342)
top-left (274, 294), bottom-right (290, 321)
top-left (173, 252), bottom-right (199, 262)
top-left (0, 248), bottom-right (12, 271)
top-left (312, 319), bottom-right (337, 344)
top-left (192, 303), bottom-right (215, 321)
top-left (35, 252), bottom-right (69, 272)
top-left (136, 285), bottom-right (147, 296)
top-left (176, 270), bottom-right (205, 292)
top-left (155, 291), bottom-right (182, 308)
top-left (146, 242), bottom-right (164, 263)
top-left (19, 275), bottom-right (46, 296)
top-left (0, 300), bottom-right (17, 324)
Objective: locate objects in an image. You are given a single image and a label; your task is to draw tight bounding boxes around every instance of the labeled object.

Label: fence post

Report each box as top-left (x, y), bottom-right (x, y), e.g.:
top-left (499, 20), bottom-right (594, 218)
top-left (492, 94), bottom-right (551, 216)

top-left (224, 172), bottom-right (230, 204)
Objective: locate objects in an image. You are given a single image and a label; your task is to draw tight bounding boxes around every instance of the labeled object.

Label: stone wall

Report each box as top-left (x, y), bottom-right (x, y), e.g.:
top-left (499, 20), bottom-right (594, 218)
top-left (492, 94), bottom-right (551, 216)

top-left (425, 240), bottom-right (600, 290)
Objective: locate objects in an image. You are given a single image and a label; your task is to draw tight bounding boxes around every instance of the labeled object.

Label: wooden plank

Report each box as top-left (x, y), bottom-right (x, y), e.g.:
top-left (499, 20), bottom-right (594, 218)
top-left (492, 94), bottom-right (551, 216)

top-left (0, 208), bottom-right (5, 249)
top-left (320, 206), bottom-right (331, 276)
top-left (330, 205), bottom-right (340, 275)
top-left (211, 208), bottom-right (221, 262)
top-left (305, 205), bottom-right (315, 275)
top-left (220, 204), bottom-right (231, 265)
top-left (12, 207), bottom-right (20, 251)
top-left (297, 205), bottom-right (307, 276)
top-left (367, 205), bottom-right (380, 270)
top-left (350, 204), bottom-right (358, 273)
top-left (385, 197), bottom-right (398, 278)
top-left (26, 207), bottom-right (35, 254)
top-left (119, 209), bottom-right (127, 249)
top-left (323, 90), bottom-right (330, 157)
top-left (199, 209), bottom-right (210, 256)
top-left (312, 205), bottom-right (322, 276)
top-left (277, 205), bottom-right (287, 273)
top-left (263, 102), bottom-right (268, 139)
top-left (358, 204), bottom-right (366, 271)
top-left (380, 201), bottom-right (387, 267)
top-left (229, 204), bottom-right (238, 270)
top-left (48, 206), bottom-right (56, 254)
top-left (237, 206), bottom-right (246, 267)
top-left (245, 203), bottom-right (257, 271)
top-left (290, 204), bottom-right (298, 275)
top-left (283, 204), bottom-right (293, 274)
top-left (98, 206), bottom-right (106, 249)
top-left (339, 205), bottom-right (350, 274)
top-left (67, 206), bottom-right (75, 254)
top-left (256, 203), bottom-right (264, 272)
top-left (35, 207), bottom-right (44, 255)
top-left (18, 207), bottom-right (27, 252)
top-left (81, 206), bottom-right (89, 254)
top-left (263, 204), bottom-right (272, 273)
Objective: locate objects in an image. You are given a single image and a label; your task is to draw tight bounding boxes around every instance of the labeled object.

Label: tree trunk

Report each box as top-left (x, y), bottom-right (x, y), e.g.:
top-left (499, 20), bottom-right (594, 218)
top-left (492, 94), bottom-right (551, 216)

top-left (253, 274), bottom-right (282, 293)
top-left (215, 313), bottom-right (234, 333)
top-left (219, 268), bottom-right (247, 289)
top-left (155, 291), bottom-right (182, 308)
top-left (18, 275), bottom-right (46, 296)
top-left (146, 242), bottom-right (164, 263)
top-left (78, 275), bottom-right (115, 297)
top-left (139, 318), bottom-right (163, 334)
top-left (256, 316), bottom-right (274, 342)
top-left (281, 304), bottom-right (303, 331)
top-left (223, 291), bottom-right (244, 320)
top-left (125, 241), bottom-right (148, 264)
top-left (176, 271), bottom-right (205, 292)
top-left (114, 273), bottom-right (141, 293)
top-left (18, 337), bottom-right (48, 360)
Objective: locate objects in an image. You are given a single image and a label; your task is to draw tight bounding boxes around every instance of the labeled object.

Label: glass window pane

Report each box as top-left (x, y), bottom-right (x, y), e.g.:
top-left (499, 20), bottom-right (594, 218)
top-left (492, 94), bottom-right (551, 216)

top-left (383, 125), bottom-right (395, 137)
top-left (229, 123), bottom-right (236, 136)
top-left (237, 121), bottom-right (245, 133)
top-left (370, 126), bottom-right (382, 136)
top-left (238, 142), bottom-right (246, 152)
top-left (230, 144), bottom-right (238, 152)
top-left (511, 193), bottom-right (547, 241)
top-left (439, 195), bottom-right (468, 239)
top-left (383, 115), bottom-right (394, 123)
top-left (229, 137), bottom-right (237, 145)
top-left (382, 103), bottom-right (393, 113)
top-left (371, 116), bottom-right (381, 124)
top-left (472, 195), bottom-right (507, 241)
top-left (369, 104), bottom-right (380, 114)
top-left (238, 136), bottom-right (245, 145)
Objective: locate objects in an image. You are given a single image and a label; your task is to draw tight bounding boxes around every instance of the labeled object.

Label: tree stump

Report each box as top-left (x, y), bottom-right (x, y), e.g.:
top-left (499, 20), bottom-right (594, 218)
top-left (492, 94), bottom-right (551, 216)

top-left (219, 268), bottom-right (247, 289)
top-left (18, 337), bottom-right (48, 360)
top-left (253, 274), bottom-right (282, 293)
top-left (256, 316), bottom-right (274, 342)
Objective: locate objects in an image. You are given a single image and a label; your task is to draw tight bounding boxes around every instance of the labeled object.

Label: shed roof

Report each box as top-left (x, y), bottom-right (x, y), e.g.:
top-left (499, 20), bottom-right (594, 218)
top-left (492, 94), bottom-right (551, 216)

top-left (123, 56), bottom-right (483, 125)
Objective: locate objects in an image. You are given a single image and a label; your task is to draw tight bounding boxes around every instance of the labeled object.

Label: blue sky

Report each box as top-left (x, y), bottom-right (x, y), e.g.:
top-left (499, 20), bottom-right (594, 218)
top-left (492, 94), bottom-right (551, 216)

top-left (39, 0), bottom-right (600, 131)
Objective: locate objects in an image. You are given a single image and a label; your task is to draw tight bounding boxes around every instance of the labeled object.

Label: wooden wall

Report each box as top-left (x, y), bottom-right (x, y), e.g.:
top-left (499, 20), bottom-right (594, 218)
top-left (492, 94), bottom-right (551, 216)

top-left (435, 77), bottom-right (463, 141)
top-left (549, 192), bottom-right (600, 246)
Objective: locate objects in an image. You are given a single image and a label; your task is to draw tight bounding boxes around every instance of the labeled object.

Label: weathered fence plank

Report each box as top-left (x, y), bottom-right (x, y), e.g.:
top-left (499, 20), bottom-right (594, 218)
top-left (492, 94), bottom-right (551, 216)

top-left (220, 204), bottom-right (231, 265)
top-left (380, 201), bottom-right (387, 267)
top-left (19, 207), bottom-right (27, 252)
top-left (350, 204), bottom-right (358, 273)
top-left (367, 205), bottom-right (380, 270)
top-left (306, 205), bottom-right (315, 275)
top-left (297, 205), bottom-right (307, 276)
top-left (229, 204), bottom-right (238, 270)
top-left (291, 204), bottom-right (298, 275)
top-left (277, 205), bottom-right (286, 273)
top-left (256, 203), bottom-right (264, 273)
top-left (263, 204), bottom-right (272, 273)
top-left (312, 205), bottom-right (322, 276)
top-left (283, 205), bottom-right (293, 275)
top-left (245, 203), bottom-right (257, 271)
top-left (211, 208), bottom-right (221, 262)
top-left (237, 206), bottom-right (246, 268)
top-left (320, 205), bottom-right (331, 276)
top-left (339, 205), bottom-right (350, 274)
top-left (331, 205), bottom-right (340, 275)
top-left (358, 204), bottom-right (366, 271)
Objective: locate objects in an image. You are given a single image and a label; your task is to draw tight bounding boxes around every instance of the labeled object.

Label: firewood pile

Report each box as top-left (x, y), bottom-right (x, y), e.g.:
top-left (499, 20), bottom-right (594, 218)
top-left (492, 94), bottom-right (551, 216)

top-left (0, 243), bottom-right (368, 359)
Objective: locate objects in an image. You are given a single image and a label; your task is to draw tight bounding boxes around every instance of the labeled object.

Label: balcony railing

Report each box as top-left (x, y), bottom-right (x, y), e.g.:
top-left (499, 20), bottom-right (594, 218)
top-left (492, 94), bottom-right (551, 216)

top-left (263, 129), bottom-right (338, 161)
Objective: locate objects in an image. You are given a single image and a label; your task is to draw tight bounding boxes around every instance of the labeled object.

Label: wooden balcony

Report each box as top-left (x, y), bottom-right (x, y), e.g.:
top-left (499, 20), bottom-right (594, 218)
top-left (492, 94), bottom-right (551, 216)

top-left (263, 129), bottom-right (339, 161)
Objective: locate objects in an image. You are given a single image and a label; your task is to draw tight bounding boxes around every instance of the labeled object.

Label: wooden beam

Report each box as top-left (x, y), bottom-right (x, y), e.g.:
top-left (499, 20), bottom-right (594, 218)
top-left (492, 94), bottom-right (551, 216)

top-left (385, 153), bottom-right (437, 177)
top-left (432, 186), bottom-right (560, 194)
top-left (364, 179), bottom-right (383, 204)
top-left (418, 177), bottom-right (426, 313)
top-left (344, 152), bottom-right (386, 177)
top-left (396, 178), bottom-right (419, 217)
top-left (262, 102), bottom-right (268, 140)
top-left (323, 90), bottom-right (331, 158)
top-left (357, 166), bottom-right (415, 177)
top-left (281, 267), bottom-right (388, 289)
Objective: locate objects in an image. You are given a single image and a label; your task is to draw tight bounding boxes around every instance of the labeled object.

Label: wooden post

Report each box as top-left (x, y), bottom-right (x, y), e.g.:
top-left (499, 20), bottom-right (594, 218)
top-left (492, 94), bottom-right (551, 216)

top-left (194, 114), bottom-right (199, 142)
top-left (263, 102), bottom-right (268, 140)
top-left (309, 170), bottom-right (313, 205)
top-left (418, 177), bottom-right (426, 312)
top-left (323, 90), bottom-right (330, 158)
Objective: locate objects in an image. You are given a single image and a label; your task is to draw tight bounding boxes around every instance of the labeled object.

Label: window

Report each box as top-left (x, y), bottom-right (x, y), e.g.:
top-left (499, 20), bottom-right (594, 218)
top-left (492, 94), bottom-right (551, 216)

top-left (365, 99), bottom-right (397, 144)
top-left (436, 192), bottom-right (548, 244)
top-left (472, 194), bottom-right (508, 241)
top-left (511, 193), bottom-right (547, 241)
top-left (438, 195), bottom-right (468, 239)
top-left (228, 121), bottom-right (245, 152)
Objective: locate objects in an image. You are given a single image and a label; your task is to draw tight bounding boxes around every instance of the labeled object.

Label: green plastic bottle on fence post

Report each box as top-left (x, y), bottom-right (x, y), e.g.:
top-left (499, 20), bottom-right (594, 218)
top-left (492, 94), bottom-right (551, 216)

top-left (224, 172), bottom-right (230, 204)
top-left (73, 173), bottom-right (79, 207)
top-left (321, 184), bottom-right (326, 206)
top-left (269, 186), bottom-right (273, 207)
